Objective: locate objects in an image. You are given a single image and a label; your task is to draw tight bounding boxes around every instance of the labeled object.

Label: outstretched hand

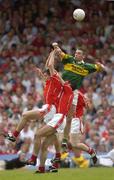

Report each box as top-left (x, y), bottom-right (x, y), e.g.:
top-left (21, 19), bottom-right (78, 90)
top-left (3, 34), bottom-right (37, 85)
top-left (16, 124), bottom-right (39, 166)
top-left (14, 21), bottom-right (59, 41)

top-left (52, 42), bottom-right (62, 56)
top-left (96, 62), bottom-right (107, 71)
top-left (52, 42), bottom-right (58, 48)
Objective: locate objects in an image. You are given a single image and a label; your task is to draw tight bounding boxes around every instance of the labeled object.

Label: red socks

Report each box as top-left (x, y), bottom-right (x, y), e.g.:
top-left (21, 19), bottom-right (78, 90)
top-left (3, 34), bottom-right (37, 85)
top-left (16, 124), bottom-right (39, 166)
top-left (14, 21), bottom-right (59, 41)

top-left (52, 162), bottom-right (59, 168)
top-left (38, 166), bottom-right (45, 173)
top-left (13, 130), bottom-right (19, 138)
top-left (55, 152), bottom-right (61, 158)
top-left (52, 152), bottom-right (61, 168)
top-left (88, 148), bottom-right (94, 155)
top-left (31, 154), bottom-right (37, 162)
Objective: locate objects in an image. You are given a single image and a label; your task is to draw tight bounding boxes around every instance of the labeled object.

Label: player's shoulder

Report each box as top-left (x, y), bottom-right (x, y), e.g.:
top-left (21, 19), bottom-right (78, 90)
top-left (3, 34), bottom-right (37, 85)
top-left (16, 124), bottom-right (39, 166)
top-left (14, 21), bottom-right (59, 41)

top-left (63, 53), bottom-right (73, 59)
top-left (83, 62), bottom-right (95, 67)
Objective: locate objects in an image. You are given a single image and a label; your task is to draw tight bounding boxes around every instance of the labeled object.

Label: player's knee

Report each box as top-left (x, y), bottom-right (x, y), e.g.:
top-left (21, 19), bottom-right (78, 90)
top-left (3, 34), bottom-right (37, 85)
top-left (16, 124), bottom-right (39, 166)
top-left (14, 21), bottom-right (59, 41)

top-left (71, 141), bottom-right (79, 148)
top-left (66, 117), bottom-right (72, 124)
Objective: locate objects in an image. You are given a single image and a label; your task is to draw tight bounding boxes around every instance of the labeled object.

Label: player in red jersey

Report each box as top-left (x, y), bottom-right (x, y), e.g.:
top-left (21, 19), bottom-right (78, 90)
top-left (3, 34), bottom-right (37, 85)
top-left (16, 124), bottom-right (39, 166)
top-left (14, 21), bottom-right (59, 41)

top-left (5, 51), bottom-right (73, 173)
top-left (47, 91), bottom-right (97, 173)
top-left (30, 50), bottom-right (94, 173)
top-left (69, 91), bottom-right (97, 160)
top-left (33, 50), bottom-right (97, 173)
top-left (5, 51), bottom-right (65, 143)
top-left (34, 90), bottom-right (94, 173)
top-left (26, 51), bottom-right (73, 171)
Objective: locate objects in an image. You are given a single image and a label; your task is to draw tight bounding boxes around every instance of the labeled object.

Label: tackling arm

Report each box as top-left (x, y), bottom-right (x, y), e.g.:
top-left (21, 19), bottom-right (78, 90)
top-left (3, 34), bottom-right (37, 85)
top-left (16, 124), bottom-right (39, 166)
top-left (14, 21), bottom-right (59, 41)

top-left (52, 42), bottom-right (65, 60)
top-left (34, 51), bottom-right (56, 81)
top-left (46, 51), bottom-right (57, 75)
top-left (47, 50), bottom-right (65, 85)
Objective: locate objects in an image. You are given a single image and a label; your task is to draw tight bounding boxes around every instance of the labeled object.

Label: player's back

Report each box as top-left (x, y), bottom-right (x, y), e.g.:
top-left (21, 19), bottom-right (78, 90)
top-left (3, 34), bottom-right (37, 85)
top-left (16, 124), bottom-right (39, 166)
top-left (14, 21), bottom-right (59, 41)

top-left (44, 73), bottom-right (63, 107)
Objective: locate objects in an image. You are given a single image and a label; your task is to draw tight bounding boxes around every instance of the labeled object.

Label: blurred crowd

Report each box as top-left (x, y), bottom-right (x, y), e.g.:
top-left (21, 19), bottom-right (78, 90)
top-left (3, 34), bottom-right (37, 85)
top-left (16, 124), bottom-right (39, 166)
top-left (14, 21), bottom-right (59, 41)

top-left (0, 0), bottom-right (114, 155)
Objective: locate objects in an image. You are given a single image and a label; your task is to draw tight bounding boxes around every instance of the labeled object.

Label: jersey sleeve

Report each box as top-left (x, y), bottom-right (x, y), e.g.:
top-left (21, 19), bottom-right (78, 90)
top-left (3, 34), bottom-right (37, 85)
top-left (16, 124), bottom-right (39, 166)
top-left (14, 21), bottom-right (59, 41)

top-left (85, 63), bottom-right (101, 74)
top-left (61, 54), bottom-right (74, 65)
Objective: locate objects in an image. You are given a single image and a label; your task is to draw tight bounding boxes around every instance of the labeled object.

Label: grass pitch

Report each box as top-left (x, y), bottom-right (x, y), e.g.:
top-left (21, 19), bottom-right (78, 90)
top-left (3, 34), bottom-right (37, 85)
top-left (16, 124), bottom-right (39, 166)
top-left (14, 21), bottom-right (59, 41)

top-left (0, 168), bottom-right (114, 180)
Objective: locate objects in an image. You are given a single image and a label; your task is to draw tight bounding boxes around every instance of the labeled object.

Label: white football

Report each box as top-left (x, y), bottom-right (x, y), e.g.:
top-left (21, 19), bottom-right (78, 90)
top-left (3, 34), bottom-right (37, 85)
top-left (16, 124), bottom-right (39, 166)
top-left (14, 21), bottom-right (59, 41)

top-left (73, 9), bottom-right (85, 21)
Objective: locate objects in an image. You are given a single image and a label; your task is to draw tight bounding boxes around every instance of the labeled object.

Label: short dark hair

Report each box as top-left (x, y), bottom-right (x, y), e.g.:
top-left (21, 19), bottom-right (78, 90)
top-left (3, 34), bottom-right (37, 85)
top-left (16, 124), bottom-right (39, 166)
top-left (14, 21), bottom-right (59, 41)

top-left (43, 69), bottom-right (50, 75)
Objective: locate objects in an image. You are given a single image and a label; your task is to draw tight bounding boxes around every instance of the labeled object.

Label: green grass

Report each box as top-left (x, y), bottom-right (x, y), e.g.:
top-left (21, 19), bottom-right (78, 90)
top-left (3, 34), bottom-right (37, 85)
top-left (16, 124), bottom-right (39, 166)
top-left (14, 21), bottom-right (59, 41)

top-left (0, 168), bottom-right (114, 180)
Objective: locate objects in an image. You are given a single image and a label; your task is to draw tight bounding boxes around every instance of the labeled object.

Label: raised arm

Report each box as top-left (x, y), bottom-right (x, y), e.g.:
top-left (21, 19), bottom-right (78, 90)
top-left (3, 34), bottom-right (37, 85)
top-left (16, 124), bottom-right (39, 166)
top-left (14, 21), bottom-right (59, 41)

top-left (47, 50), bottom-right (65, 85)
top-left (52, 42), bottom-right (66, 60)
top-left (96, 62), bottom-right (108, 72)
top-left (46, 51), bottom-right (56, 76)
top-left (34, 51), bottom-right (56, 81)
top-left (45, 51), bottom-right (52, 69)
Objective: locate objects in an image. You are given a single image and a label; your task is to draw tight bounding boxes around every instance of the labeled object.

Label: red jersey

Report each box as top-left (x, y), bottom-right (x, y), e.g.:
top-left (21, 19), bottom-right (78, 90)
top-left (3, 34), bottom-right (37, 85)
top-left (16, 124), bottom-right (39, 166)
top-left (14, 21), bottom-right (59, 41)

top-left (57, 82), bottom-right (73, 115)
top-left (43, 73), bottom-right (63, 108)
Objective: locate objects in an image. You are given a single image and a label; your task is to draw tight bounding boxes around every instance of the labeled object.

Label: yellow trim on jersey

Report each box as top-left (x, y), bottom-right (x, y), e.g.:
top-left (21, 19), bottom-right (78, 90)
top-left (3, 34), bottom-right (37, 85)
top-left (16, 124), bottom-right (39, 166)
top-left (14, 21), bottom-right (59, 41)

top-left (61, 54), bottom-right (72, 60)
top-left (64, 63), bottom-right (89, 76)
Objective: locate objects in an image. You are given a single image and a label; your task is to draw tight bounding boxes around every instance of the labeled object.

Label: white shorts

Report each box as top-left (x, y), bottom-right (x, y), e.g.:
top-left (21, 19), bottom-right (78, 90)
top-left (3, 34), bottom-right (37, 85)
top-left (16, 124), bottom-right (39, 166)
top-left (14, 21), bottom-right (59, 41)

top-left (39, 104), bottom-right (56, 123)
top-left (47, 113), bottom-right (66, 133)
top-left (70, 118), bottom-right (84, 134)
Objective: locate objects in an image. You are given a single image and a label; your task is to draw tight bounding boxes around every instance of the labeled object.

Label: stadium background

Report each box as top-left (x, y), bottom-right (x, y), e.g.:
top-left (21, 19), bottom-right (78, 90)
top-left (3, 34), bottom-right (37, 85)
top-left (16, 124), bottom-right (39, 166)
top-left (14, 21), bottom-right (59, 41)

top-left (0, 0), bottom-right (114, 167)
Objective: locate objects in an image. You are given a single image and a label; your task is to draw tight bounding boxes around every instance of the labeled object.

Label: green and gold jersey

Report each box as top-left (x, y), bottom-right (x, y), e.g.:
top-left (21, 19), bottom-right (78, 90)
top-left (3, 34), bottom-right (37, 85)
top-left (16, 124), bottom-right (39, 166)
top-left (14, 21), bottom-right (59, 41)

top-left (61, 54), bottom-right (100, 90)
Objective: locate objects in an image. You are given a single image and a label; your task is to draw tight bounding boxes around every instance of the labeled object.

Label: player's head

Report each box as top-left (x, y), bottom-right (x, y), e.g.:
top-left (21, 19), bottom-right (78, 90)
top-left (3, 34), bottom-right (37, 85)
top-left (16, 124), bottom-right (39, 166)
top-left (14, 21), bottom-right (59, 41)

top-left (43, 69), bottom-right (50, 79)
top-left (75, 49), bottom-right (84, 61)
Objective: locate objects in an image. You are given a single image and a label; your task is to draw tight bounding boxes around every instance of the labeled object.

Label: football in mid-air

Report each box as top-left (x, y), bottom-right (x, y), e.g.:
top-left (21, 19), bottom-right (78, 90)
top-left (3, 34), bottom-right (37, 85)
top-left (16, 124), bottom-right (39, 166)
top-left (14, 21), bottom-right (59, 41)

top-left (73, 9), bottom-right (85, 21)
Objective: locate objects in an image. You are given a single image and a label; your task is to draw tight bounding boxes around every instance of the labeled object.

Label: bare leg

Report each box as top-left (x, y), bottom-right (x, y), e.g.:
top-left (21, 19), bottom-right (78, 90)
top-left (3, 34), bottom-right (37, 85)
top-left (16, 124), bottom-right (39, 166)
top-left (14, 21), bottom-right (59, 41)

top-left (36, 125), bottom-right (56, 137)
top-left (31, 124), bottom-right (56, 157)
top-left (38, 134), bottom-right (60, 172)
top-left (63, 104), bottom-right (75, 140)
top-left (54, 134), bottom-right (60, 153)
top-left (62, 104), bottom-right (75, 150)
top-left (40, 135), bottom-right (57, 167)
top-left (70, 133), bottom-right (97, 164)
top-left (5, 109), bottom-right (43, 142)
top-left (70, 133), bottom-right (90, 152)
top-left (33, 134), bottom-right (41, 157)
top-left (27, 125), bottom-right (56, 165)
top-left (16, 110), bottom-right (43, 133)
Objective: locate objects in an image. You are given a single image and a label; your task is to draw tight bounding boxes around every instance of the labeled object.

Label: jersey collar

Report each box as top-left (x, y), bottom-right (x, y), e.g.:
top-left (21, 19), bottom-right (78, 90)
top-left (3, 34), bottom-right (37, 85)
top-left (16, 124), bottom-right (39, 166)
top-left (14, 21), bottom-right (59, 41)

top-left (77, 60), bottom-right (84, 64)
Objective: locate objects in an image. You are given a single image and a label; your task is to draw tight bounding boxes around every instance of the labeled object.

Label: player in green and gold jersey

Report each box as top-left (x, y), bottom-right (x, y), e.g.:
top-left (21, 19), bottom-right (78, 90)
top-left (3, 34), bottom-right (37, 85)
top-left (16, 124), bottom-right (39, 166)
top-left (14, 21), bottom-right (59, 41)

top-left (51, 43), bottom-right (106, 165)
top-left (52, 42), bottom-right (106, 91)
